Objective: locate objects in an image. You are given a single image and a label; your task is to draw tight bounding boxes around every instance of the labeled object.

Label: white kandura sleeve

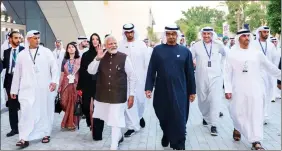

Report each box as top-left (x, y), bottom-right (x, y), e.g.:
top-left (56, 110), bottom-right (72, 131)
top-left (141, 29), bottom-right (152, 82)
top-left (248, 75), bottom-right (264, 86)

top-left (48, 51), bottom-right (59, 84)
top-left (87, 57), bottom-right (100, 75)
top-left (259, 51), bottom-right (281, 80)
top-left (190, 45), bottom-right (196, 60)
top-left (10, 55), bottom-right (22, 95)
top-left (125, 56), bottom-right (137, 96)
top-left (223, 53), bottom-right (233, 93)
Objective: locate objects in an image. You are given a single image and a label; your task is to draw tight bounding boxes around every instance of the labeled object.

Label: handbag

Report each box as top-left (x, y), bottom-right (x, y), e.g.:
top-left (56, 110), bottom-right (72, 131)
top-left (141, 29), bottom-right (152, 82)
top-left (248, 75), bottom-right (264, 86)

top-left (55, 93), bottom-right (62, 113)
top-left (74, 95), bottom-right (83, 129)
top-left (74, 95), bottom-right (83, 116)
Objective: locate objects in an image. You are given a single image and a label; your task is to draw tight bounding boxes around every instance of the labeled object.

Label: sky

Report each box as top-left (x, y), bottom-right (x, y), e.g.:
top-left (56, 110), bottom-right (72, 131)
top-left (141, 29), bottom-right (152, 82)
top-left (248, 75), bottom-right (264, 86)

top-left (151, 1), bottom-right (228, 32)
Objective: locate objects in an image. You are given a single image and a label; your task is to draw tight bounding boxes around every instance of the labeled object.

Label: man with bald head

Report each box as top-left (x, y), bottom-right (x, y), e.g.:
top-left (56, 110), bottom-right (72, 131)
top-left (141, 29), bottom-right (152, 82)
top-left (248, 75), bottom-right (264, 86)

top-left (88, 35), bottom-right (137, 150)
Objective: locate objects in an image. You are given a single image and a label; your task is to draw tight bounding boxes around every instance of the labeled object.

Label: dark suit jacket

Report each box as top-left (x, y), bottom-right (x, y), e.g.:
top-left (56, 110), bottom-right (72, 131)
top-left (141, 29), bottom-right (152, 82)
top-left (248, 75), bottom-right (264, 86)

top-left (2, 46), bottom-right (24, 91)
top-left (278, 58), bottom-right (281, 85)
top-left (0, 60), bottom-right (3, 73)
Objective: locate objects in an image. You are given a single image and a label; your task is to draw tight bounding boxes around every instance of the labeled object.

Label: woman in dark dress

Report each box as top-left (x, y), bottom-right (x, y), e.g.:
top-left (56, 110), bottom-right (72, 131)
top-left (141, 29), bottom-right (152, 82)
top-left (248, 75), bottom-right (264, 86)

top-left (77, 33), bottom-right (104, 140)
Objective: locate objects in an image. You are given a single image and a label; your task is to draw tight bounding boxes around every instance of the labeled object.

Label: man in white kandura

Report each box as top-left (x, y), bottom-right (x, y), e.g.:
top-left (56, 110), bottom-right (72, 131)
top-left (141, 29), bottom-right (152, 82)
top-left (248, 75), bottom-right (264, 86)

top-left (10, 30), bottom-right (59, 148)
top-left (77, 36), bottom-right (88, 56)
top-left (253, 26), bottom-right (277, 124)
top-left (270, 37), bottom-right (281, 101)
top-left (117, 23), bottom-right (148, 137)
top-left (88, 35), bottom-right (136, 150)
top-left (191, 27), bottom-right (226, 136)
top-left (224, 29), bottom-right (281, 150)
top-left (53, 39), bottom-right (66, 73)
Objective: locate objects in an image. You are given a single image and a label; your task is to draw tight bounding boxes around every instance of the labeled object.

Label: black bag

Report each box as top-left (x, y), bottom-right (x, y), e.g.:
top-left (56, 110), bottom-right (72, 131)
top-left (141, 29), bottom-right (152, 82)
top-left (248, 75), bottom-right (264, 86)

top-left (74, 95), bottom-right (83, 116)
top-left (55, 93), bottom-right (62, 113)
top-left (74, 95), bottom-right (83, 130)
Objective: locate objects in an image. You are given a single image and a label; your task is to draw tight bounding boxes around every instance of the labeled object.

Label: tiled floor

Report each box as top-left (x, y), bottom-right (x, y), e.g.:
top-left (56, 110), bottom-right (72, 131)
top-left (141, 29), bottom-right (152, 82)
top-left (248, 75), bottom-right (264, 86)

top-left (1, 96), bottom-right (281, 150)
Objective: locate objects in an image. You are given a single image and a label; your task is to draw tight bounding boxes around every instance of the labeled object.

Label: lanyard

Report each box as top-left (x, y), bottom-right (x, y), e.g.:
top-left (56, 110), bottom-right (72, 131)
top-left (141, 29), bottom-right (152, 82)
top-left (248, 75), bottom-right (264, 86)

top-left (203, 41), bottom-right (212, 60)
top-left (259, 40), bottom-right (267, 55)
top-left (68, 59), bottom-right (75, 74)
top-left (28, 47), bottom-right (39, 64)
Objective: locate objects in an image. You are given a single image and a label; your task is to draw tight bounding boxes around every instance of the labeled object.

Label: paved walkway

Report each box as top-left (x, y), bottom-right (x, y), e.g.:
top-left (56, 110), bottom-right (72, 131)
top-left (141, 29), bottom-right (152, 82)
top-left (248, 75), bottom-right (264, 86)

top-left (1, 96), bottom-right (281, 150)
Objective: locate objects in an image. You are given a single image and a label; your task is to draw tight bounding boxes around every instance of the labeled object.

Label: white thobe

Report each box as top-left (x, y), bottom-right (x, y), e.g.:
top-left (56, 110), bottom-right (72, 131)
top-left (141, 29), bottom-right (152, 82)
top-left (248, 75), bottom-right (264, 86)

top-left (10, 46), bottom-right (59, 141)
top-left (117, 40), bottom-right (148, 130)
top-left (191, 41), bottom-right (226, 126)
top-left (224, 47), bottom-right (281, 143)
top-left (145, 47), bottom-right (153, 73)
top-left (79, 48), bottom-right (88, 57)
top-left (271, 46), bottom-right (281, 99)
top-left (87, 56), bottom-right (136, 127)
top-left (253, 40), bottom-right (277, 121)
top-left (52, 48), bottom-right (66, 75)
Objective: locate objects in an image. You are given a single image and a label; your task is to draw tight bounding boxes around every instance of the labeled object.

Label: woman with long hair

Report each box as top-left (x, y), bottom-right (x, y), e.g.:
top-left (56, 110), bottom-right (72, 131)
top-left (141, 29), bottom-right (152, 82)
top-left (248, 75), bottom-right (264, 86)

top-left (58, 42), bottom-right (81, 131)
top-left (77, 33), bottom-right (105, 140)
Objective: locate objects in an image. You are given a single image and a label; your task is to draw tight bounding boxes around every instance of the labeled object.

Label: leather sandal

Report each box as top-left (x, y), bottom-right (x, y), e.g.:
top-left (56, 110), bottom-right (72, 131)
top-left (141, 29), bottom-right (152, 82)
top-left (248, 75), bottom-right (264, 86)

top-left (251, 141), bottom-right (265, 150)
top-left (41, 136), bottom-right (50, 143)
top-left (233, 129), bottom-right (241, 141)
top-left (16, 140), bottom-right (29, 148)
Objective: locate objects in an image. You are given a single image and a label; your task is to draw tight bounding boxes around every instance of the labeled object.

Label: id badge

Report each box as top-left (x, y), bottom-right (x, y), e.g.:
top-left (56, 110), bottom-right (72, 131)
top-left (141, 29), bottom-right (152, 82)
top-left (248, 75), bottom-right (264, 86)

top-left (12, 67), bottom-right (15, 73)
top-left (34, 66), bottom-right (39, 73)
top-left (67, 74), bottom-right (75, 84)
top-left (242, 61), bottom-right (248, 73)
top-left (208, 61), bottom-right (211, 67)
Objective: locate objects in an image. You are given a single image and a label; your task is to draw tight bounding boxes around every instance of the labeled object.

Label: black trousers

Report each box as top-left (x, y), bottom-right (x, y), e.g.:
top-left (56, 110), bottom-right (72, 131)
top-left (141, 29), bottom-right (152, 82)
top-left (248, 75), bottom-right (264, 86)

top-left (82, 91), bottom-right (92, 127)
top-left (159, 120), bottom-right (185, 150)
top-left (92, 118), bottom-right (104, 140)
top-left (6, 88), bottom-right (20, 132)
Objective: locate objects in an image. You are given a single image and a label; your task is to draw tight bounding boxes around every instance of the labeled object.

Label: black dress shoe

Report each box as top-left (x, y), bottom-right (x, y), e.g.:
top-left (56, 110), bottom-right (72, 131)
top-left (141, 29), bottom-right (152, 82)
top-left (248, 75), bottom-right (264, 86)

top-left (203, 119), bottom-right (208, 126)
top-left (124, 130), bottom-right (135, 137)
top-left (161, 135), bottom-right (169, 147)
top-left (140, 117), bottom-right (146, 128)
top-left (219, 112), bottom-right (224, 117)
top-left (7, 130), bottom-right (19, 137)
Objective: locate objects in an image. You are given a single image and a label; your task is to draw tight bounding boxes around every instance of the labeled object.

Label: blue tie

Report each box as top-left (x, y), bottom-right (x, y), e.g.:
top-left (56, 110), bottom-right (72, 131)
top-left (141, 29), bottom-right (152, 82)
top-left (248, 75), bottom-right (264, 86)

top-left (12, 49), bottom-right (16, 68)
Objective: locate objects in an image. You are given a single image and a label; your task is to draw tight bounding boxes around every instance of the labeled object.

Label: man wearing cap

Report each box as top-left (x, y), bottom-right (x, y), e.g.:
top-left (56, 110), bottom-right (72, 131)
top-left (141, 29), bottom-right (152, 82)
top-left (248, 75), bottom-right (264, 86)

top-left (10, 30), bottom-right (59, 148)
top-left (117, 23), bottom-right (148, 137)
top-left (191, 27), bottom-right (226, 136)
top-left (145, 24), bottom-right (196, 150)
top-left (254, 26), bottom-right (277, 124)
top-left (77, 36), bottom-right (88, 56)
top-left (224, 29), bottom-right (280, 150)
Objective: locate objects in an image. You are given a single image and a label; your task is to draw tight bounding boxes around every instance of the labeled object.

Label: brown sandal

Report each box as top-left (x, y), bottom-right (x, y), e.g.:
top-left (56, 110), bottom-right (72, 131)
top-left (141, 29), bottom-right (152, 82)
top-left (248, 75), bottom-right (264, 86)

top-left (16, 140), bottom-right (29, 148)
top-left (233, 129), bottom-right (241, 141)
top-left (251, 141), bottom-right (265, 150)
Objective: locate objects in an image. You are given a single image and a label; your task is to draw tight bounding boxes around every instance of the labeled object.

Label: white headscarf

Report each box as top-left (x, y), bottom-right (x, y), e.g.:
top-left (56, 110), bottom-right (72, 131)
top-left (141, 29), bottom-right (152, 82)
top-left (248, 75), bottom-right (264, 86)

top-left (271, 37), bottom-right (277, 42)
top-left (198, 27), bottom-right (222, 45)
top-left (231, 29), bottom-right (254, 50)
top-left (161, 24), bottom-right (182, 44)
top-left (25, 30), bottom-right (40, 49)
top-left (77, 36), bottom-right (87, 45)
top-left (54, 39), bottom-right (64, 50)
top-left (180, 34), bottom-right (187, 46)
top-left (255, 26), bottom-right (271, 42)
top-left (122, 23), bottom-right (139, 41)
